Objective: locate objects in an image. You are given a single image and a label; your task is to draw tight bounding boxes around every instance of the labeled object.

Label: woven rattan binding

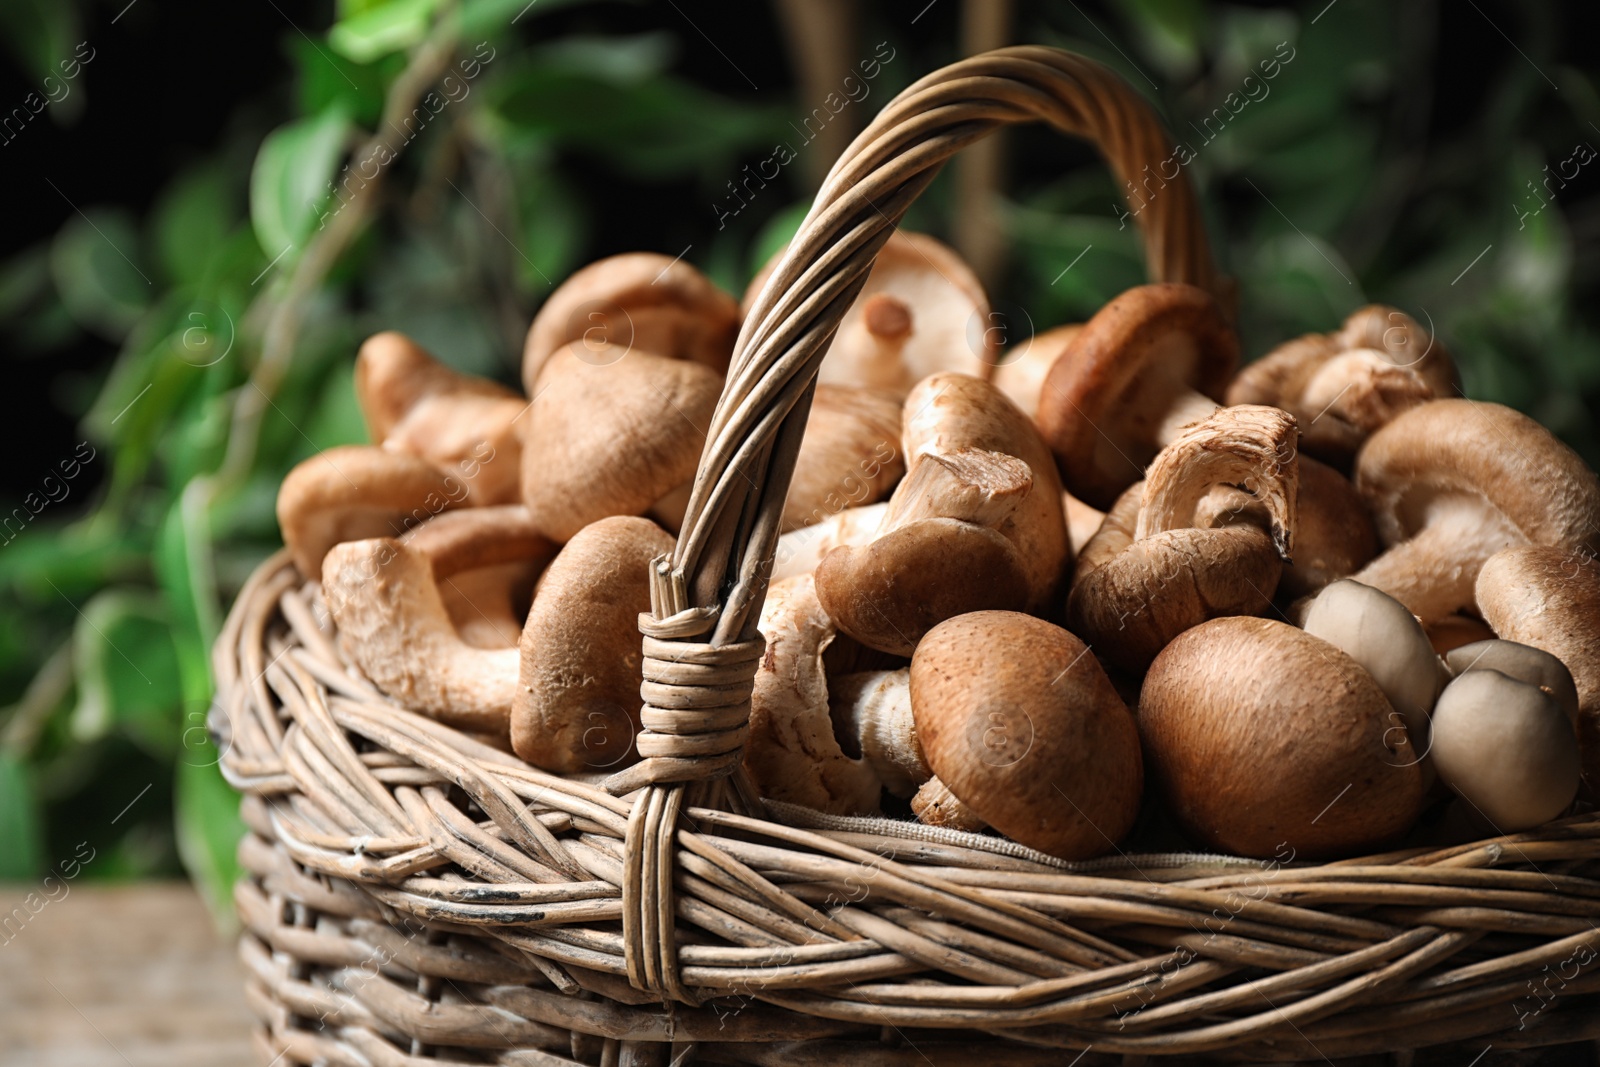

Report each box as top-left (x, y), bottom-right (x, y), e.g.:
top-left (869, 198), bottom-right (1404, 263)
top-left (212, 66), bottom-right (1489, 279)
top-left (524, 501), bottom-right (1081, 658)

top-left (214, 45), bottom-right (1600, 1064)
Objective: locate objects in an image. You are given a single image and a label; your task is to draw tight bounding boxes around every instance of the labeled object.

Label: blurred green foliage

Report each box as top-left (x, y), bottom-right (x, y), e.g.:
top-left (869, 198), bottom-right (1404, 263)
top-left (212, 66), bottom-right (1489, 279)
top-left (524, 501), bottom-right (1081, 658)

top-left (0, 0), bottom-right (1595, 925)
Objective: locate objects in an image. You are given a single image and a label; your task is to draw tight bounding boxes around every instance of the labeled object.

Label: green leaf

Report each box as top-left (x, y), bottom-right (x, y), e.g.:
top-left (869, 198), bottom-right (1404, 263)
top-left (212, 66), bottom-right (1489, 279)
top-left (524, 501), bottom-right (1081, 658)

top-left (329, 0), bottom-right (441, 64)
top-left (49, 209), bottom-right (151, 339)
top-left (748, 200), bottom-right (811, 281)
top-left (0, 0), bottom-right (78, 91)
top-left (292, 37), bottom-right (395, 127)
top-left (155, 482), bottom-right (222, 709)
top-left (174, 756), bottom-right (244, 932)
top-left (67, 591), bottom-right (183, 755)
top-left (151, 165), bottom-right (238, 289)
top-left (249, 106), bottom-right (352, 264)
top-left (0, 754), bottom-right (44, 879)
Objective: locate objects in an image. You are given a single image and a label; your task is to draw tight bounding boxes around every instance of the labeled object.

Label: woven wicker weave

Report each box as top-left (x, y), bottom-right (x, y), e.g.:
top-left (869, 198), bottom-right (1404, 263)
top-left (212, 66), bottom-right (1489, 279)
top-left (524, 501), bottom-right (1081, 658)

top-left (214, 46), bottom-right (1600, 1064)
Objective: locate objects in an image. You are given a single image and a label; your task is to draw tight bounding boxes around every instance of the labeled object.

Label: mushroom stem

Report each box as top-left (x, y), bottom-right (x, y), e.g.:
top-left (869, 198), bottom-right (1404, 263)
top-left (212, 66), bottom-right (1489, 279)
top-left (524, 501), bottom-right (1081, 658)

top-left (829, 669), bottom-right (927, 798)
top-left (862, 292), bottom-right (913, 341)
top-left (773, 503), bottom-right (890, 580)
top-left (1349, 496), bottom-right (1524, 621)
top-left (884, 448), bottom-right (1033, 530)
top-left (1136, 405), bottom-right (1299, 560)
top-left (1155, 388), bottom-right (1222, 447)
top-left (910, 777), bottom-right (988, 832)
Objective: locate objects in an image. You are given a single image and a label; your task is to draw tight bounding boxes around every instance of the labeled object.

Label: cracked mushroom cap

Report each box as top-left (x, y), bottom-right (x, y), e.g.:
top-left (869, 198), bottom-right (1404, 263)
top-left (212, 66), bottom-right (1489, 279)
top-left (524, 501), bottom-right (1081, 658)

top-left (909, 611), bottom-right (1143, 860)
top-left (322, 536), bottom-right (518, 737)
top-left (743, 575), bottom-right (885, 814)
top-left (522, 253), bottom-right (739, 395)
top-left (1227, 306), bottom-right (1456, 466)
top-left (355, 331), bottom-right (525, 505)
top-left (1067, 405), bottom-right (1299, 673)
top-left (277, 445), bottom-right (467, 579)
top-left (745, 230), bottom-right (994, 395)
top-left (782, 384), bottom-right (905, 532)
top-left (1476, 545), bottom-right (1600, 786)
top-left (1140, 616), bottom-right (1428, 858)
top-left (1349, 400), bottom-right (1600, 622)
top-left (520, 342), bottom-right (723, 542)
top-left (512, 515), bottom-right (674, 773)
top-left (1036, 283), bottom-right (1238, 509)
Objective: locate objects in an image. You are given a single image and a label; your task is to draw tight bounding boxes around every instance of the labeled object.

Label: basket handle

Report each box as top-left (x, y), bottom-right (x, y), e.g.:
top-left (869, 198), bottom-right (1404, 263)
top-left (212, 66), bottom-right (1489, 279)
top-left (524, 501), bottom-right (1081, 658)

top-left (611, 44), bottom-right (1219, 999)
top-left (617, 45), bottom-right (1217, 790)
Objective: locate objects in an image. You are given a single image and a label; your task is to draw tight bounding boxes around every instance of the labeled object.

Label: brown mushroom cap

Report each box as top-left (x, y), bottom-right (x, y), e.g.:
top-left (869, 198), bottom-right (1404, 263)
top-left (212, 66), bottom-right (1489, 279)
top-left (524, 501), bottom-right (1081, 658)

top-left (910, 611), bottom-right (1143, 860)
top-left (743, 575), bottom-right (885, 814)
top-left (990, 323), bottom-right (1082, 420)
top-left (782, 384), bottom-right (904, 532)
top-left (1274, 455), bottom-right (1377, 600)
top-left (1036, 283), bottom-right (1239, 509)
top-left (512, 516), bottom-right (673, 773)
top-left (745, 231), bottom-right (994, 395)
top-left (322, 537), bottom-right (517, 736)
top-left (522, 253), bottom-right (739, 395)
top-left (1067, 405), bottom-right (1298, 673)
top-left (1476, 545), bottom-right (1600, 786)
top-left (815, 451), bottom-right (1034, 656)
top-left (1350, 400), bottom-right (1600, 621)
top-left (355, 331), bottom-right (525, 505)
top-left (277, 445), bottom-right (466, 579)
top-left (1227, 306), bottom-right (1456, 466)
top-left (1140, 616), bottom-right (1427, 858)
top-left (520, 343), bottom-right (723, 542)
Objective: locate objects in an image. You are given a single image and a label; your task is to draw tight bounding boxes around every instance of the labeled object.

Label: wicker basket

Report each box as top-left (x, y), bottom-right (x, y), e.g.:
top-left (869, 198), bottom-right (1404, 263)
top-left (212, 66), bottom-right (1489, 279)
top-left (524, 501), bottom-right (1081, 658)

top-left (213, 46), bottom-right (1600, 1065)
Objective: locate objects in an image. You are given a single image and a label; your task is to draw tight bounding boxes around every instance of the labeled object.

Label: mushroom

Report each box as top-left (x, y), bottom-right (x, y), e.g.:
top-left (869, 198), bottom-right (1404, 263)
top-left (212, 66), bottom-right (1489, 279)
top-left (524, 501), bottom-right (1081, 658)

top-left (1300, 580), bottom-right (1442, 754)
top-left (1444, 639), bottom-right (1580, 725)
top-left (743, 575), bottom-right (887, 815)
top-left (1476, 545), bottom-right (1600, 785)
top-left (1426, 616), bottom-right (1498, 656)
top-left (522, 252), bottom-right (739, 395)
top-left (1140, 616), bottom-right (1427, 858)
top-left (991, 323), bottom-right (1082, 420)
top-left (814, 448), bottom-right (1034, 656)
top-left (1428, 668), bottom-right (1580, 831)
top-left (772, 503), bottom-right (890, 581)
top-left (321, 536), bottom-right (518, 736)
top-left (1060, 491), bottom-right (1107, 558)
top-left (1276, 456), bottom-right (1377, 601)
top-left (1067, 405), bottom-right (1298, 673)
top-left (1227, 305), bottom-right (1456, 467)
top-left (745, 230), bottom-right (994, 396)
top-left (519, 342), bottom-right (723, 542)
top-left (899, 371), bottom-right (1071, 609)
top-left (1036, 283), bottom-right (1239, 508)
top-left (277, 445), bottom-right (467, 579)
top-left (512, 515), bottom-right (674, 773)
top-left (400, 506), bottom-right (556, 650)
top-left (355, 331), bottom-right (525, 505)
top-left (1348, 399), bottom-right (1600, 622)
top-left (782, 384), bottom-right (904, 532)
top-left (905, 611), bottom-right (1143, 860)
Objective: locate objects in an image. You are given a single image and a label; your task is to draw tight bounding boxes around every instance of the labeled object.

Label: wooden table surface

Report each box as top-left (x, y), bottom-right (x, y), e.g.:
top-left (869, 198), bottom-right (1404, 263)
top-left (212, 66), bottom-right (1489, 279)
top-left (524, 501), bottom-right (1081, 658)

top-left (0, 882), bottom-right (255, 1067)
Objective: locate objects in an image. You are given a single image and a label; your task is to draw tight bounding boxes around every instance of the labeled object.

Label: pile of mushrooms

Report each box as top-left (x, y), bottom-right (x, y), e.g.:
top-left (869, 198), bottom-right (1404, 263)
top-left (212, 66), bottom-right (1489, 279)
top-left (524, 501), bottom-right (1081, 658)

top-left (277, 235), bottom-right (1600, 863)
